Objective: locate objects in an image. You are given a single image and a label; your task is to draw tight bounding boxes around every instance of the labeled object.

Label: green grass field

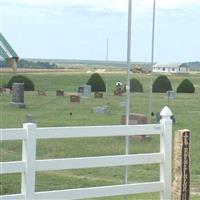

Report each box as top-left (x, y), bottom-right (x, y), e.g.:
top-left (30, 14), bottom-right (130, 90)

top-left (1, 71), bottom-right (200, 199)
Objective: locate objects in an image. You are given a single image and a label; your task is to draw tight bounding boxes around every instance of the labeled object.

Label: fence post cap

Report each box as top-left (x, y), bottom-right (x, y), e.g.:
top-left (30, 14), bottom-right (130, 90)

top-left (23, 123), bottom-right (37, 128)
top-left (160, 106), bottom-right (173, 119)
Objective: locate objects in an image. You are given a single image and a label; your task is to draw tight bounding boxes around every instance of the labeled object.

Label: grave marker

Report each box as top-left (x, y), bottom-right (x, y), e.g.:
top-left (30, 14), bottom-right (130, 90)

top-left (70, 94), bottom-right (80, 103)
top-left (56, 90), bottom-right (64, 96)
top-left (26, 113), bottom-right (33, 123)
top-left (166, 90), bottom-right (176, 106)
top-left (114, 89), bottom-right (122, 96)
top-left (92, 106), bottom-right (110, 114)
top-left (78, 85), bottom-right (91, 97)
top-left (94, 92), bottom-right (103, 99)
top-left (114, 81), bottom-right (123, 96)
top-left (37, 90), bottom-right (47, 96)
top-left (10, 83), bottom-right (26, 108)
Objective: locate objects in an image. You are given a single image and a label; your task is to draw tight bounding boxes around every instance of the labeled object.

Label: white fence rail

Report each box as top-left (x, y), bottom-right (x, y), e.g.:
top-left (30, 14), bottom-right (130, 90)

top-left (0, 106), bottom-right (173, 200)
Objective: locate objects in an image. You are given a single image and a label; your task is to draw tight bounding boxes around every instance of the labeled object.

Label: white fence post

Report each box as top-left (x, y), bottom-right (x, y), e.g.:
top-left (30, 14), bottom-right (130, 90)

top-left (160, 106), bottom-right (173, 200)
top-left (22, 123), bottom-right (37, 199)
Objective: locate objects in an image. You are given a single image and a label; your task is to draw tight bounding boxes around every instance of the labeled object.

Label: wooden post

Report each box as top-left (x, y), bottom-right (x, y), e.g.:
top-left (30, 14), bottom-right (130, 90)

top-left (172, 129), bottom-right (191, 200)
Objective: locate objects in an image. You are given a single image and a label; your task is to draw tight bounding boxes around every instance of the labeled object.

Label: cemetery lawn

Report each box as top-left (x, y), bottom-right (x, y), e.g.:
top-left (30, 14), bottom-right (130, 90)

top-left (1, 71), bottom-right (200, 199)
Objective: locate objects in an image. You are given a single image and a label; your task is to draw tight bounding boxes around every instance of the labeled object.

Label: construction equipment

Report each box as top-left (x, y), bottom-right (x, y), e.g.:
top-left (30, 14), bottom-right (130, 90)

top-left (0, 32), bottom-right (19, 71)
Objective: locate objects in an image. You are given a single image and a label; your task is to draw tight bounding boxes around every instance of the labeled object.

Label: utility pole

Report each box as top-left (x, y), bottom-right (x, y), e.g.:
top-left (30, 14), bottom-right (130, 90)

top-left (124, 0), bottom-right (132, 199)
top-left (149, 0), bottom-right (156, 122)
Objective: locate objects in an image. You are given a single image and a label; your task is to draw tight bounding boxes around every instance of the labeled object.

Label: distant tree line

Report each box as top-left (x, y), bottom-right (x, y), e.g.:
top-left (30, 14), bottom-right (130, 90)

top-left (187, 61), bottom-right (200, 71)
top-left (0, 59), bottom-right (58, 69)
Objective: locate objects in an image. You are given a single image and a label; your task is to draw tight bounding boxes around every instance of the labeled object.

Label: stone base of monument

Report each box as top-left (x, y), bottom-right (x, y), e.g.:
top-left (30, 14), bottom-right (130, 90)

top-left (121, 113), bottom-right (147, 141)
top-left (10, 102), bottom-right (26, 108)
top-left (114, 90), bottom-right (122, 96)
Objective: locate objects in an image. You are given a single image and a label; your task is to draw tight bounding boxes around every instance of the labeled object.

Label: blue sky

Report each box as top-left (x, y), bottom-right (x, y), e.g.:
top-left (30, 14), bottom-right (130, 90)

top-left (1, 0), bottom-right (200, 63)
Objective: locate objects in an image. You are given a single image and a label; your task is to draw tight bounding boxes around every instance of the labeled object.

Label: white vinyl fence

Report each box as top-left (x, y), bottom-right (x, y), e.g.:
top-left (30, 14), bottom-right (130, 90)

top-left (0, 106), bottom-right (173, 200)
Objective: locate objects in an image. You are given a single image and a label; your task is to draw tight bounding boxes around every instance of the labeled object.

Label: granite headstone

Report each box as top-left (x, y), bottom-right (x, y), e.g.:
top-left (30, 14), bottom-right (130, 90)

top-left (10, 83), bottom-right (26, 108)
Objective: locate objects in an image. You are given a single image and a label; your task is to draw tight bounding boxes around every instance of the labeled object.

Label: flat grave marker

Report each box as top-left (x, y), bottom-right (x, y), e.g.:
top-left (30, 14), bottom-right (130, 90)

top-left (37, 90), bottom-right (47, 96)
top-left (70, 94), bottom-right (80, 103)
top-left (94, 92), bottom-right (103, 99)
top-left (92, 106), bottom-right (110, 114)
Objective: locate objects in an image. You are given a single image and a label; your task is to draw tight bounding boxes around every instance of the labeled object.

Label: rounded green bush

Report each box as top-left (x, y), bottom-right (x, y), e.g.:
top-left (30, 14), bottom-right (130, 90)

top-left (152, 75), bottom-right (172, 93)
top-left (177, 79), bottom-right (195, 93)
top-left (7, 75), bottom-right (35, 91)
top-left (86, 73), bottom-right (106, 92)
top-left (130, 78), bottom-right (143, 93)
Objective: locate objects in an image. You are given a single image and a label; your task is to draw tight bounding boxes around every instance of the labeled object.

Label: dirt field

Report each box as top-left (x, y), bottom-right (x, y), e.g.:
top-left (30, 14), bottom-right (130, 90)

top-left (0, 67), bottom-right (128, 74)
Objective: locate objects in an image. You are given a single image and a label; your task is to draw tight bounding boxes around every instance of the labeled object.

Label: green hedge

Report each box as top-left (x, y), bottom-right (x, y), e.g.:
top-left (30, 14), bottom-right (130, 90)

top-left (86, 73), bottom-right (106, 92)
top-left (177, 79), bottom-right (195, 93)
top-left (130, 78), bottom-right (143, 93)
top-left (152, 75), bottom-right (172, 93)
top-left (7, 75), bottom-right (35, 91)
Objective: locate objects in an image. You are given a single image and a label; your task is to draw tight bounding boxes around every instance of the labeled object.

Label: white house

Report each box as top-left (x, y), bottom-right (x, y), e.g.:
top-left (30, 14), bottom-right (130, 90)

top-left (153, 63), bottom-right (190, 74)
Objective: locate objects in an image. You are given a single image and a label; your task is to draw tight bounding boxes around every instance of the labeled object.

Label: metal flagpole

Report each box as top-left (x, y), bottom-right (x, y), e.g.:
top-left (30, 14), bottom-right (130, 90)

top-left (149, 0), bottom-right (156, 122)
top-left (124, 0), bottom-right (132, 199)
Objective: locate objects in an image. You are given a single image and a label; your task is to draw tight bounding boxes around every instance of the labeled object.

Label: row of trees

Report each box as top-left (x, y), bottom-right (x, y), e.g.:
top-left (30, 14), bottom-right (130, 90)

top-left (152, 75), bottom-right (195, 93)
top-left (0, 59), bottom-right (57, 69)
top-left (87, 73), bottom-right (195, 93)
top-left (4, 73), bottom-right (195, 93)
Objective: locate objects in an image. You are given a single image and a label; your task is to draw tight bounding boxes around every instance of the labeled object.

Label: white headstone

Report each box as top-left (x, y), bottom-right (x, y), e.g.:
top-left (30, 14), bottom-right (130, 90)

top-left (78, 85), bottom-right (91, 97)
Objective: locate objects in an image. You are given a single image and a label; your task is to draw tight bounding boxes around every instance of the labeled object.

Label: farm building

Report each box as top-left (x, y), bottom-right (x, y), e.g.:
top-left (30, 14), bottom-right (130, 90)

top-left (153, 63), bottom-right (190, 74)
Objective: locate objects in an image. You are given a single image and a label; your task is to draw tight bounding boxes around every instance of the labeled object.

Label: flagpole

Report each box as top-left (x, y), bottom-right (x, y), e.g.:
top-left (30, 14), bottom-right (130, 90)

top-left (124, 0), bottom-right (132, 199)
top-left (149, 0), bottom-right (156, 122)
